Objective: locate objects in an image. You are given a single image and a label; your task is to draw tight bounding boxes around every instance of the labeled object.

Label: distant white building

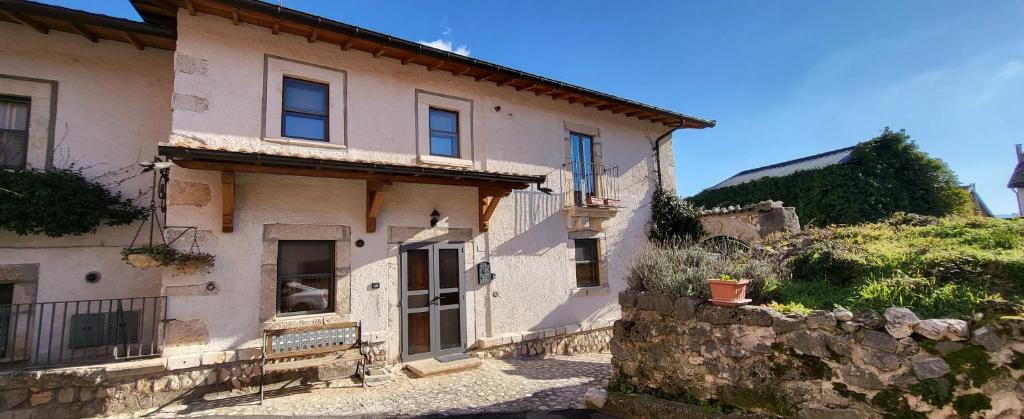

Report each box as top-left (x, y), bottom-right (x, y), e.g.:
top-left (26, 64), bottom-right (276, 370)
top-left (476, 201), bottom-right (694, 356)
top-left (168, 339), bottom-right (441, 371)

top-left (1010, 144), bottom-right (1024, 217)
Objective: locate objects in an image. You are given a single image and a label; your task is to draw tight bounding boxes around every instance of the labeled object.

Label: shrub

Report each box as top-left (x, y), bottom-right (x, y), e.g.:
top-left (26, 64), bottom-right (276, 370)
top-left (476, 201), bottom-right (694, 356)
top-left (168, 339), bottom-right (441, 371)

top-left (688, 129), bottom-right (971, 226)
top-left (0, 167), bottom-right (146, 237)
top-left (626, 242), bottom-right (787, 301)
top-left (648, 188), bottom-right (703, 243)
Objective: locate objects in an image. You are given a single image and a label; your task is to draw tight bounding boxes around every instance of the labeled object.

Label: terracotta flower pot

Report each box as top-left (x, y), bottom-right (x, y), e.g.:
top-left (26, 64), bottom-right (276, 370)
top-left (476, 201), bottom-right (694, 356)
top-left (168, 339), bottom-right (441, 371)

top-left (604, 198), bottom-right (621, 207)
top-left (585, 196), bottom-right (605, 206)
top-left (706, 278), bottom-right (751, 307)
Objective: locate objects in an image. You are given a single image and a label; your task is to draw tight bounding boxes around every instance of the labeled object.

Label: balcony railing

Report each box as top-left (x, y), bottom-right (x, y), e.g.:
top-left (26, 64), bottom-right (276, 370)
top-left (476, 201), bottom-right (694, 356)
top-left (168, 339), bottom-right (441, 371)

top-left (0, 296), bottom-right (167, 369)
top-left (560, 161), bottom-right (620, 207)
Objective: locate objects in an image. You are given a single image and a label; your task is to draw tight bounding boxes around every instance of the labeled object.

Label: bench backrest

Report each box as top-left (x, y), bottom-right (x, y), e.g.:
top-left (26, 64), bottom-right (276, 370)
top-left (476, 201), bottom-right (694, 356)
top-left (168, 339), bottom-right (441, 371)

top-left (263, 321), bottom-right (360, 360)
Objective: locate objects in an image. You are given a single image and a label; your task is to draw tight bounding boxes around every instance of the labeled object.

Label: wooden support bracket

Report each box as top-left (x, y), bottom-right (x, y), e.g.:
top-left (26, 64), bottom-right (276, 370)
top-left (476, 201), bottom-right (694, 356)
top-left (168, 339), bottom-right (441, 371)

top-left (221, 172), bottom-right (235, 233)
top-left (366, 180), bottom-right (392, 233)
top-left (479, 188), bottom-right (511, 232)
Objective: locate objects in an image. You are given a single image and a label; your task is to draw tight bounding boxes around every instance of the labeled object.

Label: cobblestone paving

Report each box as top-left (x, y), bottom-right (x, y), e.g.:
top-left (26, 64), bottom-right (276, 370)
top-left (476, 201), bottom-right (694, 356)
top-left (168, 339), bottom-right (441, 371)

top-left (147, 353), bottom-right (612, 417)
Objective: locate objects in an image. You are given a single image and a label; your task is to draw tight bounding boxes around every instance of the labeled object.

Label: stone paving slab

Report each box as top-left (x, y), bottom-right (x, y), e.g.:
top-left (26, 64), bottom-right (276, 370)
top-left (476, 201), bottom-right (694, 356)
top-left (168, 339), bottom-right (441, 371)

top-left (139, 353), bottom-right (612, 417)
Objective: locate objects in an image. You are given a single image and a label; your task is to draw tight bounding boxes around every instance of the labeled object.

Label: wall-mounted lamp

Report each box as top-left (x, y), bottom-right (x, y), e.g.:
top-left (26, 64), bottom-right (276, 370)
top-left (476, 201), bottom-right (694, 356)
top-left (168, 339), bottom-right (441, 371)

top-left (430, 208), bottom-right (440, 227)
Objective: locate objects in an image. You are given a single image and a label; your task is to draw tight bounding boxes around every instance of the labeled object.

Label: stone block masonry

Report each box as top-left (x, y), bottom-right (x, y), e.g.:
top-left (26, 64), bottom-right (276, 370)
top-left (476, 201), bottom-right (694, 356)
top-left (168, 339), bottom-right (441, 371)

top-left (611, 291), bottom-right (1024, 418)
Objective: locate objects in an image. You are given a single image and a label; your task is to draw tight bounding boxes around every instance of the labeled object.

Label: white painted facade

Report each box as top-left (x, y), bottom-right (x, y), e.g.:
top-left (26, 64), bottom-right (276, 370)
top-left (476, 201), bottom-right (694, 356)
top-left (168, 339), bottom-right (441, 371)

top-left (0, 6), bottom-right (692, 366)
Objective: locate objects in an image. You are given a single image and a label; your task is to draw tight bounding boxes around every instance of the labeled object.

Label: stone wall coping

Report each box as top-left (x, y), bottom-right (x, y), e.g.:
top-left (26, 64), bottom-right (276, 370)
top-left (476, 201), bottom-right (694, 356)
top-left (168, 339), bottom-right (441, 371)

top-left (473, 319), bottom-right (615, 349)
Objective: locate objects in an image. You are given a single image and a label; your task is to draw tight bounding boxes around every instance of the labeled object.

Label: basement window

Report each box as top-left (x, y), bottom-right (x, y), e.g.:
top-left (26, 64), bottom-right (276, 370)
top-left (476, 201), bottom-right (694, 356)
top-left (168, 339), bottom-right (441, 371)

top-left (282, 77), bottom-right (329, 141)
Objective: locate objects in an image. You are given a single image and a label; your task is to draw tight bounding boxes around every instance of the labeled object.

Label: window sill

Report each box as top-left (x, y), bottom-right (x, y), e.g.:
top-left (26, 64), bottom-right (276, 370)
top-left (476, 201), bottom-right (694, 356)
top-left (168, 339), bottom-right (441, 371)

top-left (262, 312), bottom-right (350, 331)
top-left (263, 137), bottom-right (348, 150)
top-left (418, 154), bottom-right (472, 168)
top-left (570, 286), bottom-right (610, 297)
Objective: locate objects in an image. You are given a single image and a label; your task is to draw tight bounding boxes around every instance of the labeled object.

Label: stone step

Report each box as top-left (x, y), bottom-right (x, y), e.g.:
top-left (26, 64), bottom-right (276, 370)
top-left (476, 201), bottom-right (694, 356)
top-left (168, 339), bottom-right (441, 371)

top-left (405, 357), bottom-right (482, 378)
top-left (361, 366), bottom-right (394, 387)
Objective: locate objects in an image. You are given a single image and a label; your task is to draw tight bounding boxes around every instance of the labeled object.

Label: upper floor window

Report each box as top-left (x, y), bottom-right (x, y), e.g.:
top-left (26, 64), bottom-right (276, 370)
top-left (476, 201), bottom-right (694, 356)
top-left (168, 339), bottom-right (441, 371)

top-left (0, 96), bottom-right (30, 170)
top-left (282, 77), bottom-right (328, 141)
top-left (428, 107), bottom-right (459, 157)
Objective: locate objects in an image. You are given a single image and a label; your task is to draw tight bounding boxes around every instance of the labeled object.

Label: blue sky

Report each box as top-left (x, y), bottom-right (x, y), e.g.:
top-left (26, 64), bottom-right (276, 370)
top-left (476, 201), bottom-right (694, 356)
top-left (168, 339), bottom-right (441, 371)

top-left (46, 1), bottom-right (1024, 215)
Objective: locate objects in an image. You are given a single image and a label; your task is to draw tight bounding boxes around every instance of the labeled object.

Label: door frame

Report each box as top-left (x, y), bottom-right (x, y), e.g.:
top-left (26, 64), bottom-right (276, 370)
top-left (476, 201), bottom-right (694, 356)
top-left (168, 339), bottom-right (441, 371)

top-left (399, 241), bottom-right (467, 362)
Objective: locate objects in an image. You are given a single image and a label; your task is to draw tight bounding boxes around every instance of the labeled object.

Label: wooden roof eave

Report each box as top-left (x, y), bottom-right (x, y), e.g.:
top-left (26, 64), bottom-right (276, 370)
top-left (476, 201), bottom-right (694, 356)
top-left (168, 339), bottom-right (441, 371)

top-left (0, 1), bottom-right (177, 50)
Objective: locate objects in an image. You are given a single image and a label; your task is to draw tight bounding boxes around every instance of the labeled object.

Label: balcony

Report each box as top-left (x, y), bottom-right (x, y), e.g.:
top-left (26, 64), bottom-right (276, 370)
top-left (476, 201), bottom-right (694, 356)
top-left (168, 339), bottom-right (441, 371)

top-left (559, 162), bottom-right (621, 232)
top-left (0, 296), bottom-right (167, 370)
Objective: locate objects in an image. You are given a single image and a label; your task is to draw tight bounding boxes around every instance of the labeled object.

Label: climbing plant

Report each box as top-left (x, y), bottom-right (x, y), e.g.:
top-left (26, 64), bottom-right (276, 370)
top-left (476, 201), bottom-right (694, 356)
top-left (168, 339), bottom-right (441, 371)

top-left (0, 166), bottom-right (147, 237)
top-left (687, 128), bottom-right (971, 226)
top-left (647, 188), bottom-right (703, 243)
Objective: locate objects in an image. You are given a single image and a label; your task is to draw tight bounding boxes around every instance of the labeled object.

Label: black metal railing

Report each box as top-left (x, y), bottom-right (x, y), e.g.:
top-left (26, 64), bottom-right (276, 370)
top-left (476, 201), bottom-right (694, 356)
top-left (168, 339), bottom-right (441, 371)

top-left (0, 296), bottom-right (167, 369)
top-left (561, 161), bottom-right (620, 207)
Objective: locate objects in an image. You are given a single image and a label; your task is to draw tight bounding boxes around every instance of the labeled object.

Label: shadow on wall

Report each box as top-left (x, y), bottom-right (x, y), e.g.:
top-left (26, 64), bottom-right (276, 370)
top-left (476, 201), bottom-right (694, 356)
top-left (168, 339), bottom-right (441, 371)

top-left (492, 189), bottom-right (563, 257)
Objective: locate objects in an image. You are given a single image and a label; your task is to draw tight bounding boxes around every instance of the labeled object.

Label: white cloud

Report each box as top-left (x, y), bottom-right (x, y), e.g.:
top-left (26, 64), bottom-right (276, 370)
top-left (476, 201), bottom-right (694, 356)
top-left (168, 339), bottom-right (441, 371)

top-left (998, 60), bottom-right (1023, 79)
top-left (418, 39), bottom-right (470, 56)
top-left (440, 16), bottom-right (452, 36)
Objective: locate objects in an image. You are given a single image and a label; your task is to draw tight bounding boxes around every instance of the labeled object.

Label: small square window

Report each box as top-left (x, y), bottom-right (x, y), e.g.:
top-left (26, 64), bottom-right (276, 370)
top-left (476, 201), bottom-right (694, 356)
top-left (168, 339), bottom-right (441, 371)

top-left (574, 239), bottom-right (600, 288)
top-left (282, 78), bottom-right (328, 141)
top-left (0, 96), bottom-right (30, 170)
top-left (277, 240), bottom-right (335, 315)
top-left (428, 107), bottom-right (458, 157)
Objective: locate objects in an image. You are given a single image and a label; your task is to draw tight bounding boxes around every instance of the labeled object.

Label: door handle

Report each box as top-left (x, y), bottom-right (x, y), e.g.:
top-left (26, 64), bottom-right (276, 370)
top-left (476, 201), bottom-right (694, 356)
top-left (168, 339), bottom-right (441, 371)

top-left (429, 296), bottom-right (442, 305)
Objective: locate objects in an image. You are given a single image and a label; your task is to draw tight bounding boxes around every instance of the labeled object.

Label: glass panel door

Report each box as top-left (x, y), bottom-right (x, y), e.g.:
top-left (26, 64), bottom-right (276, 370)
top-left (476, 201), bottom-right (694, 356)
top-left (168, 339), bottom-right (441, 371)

top-left (402, 248), bottom-right (432, 357)
top-left (401, 243), bottom-right (465, 361)
top-left (570, 132), bottom-right (594, 206)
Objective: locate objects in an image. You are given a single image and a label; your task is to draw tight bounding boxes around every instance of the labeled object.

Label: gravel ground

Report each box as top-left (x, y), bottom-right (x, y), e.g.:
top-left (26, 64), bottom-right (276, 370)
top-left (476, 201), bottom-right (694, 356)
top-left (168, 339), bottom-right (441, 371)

top-left (141, 353), bottom-right (613, 418)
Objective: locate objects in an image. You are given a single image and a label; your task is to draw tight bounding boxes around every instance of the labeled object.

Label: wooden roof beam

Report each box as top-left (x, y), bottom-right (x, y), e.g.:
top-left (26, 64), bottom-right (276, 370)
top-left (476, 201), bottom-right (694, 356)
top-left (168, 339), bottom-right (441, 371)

top-left (515, 82), bottom-right (536, 92)
top-left (307, 28), bottom-right (318, 43)
top-left (474, 72), bottom-right (494, 82)
top-left (231, 7), bottom-right (239, 25)
top-left (2, 10), bottom-right (49, 34)
top-left (271, 18), bottom-right (280, 34)
top-left (597, 103), bottom-right (624, 111)
top-left (373, 46), bottom-right (387, 58)
top-left (453, 66), bottom-right (472, 76)
top-left (401, 54), bottom-right (417, 65)
top-left (532, 86), bottom-right (555, 96)
top-left (495, 78), bottom-right (516, 87)
top-left (71, 23), bottom-right (98, 43)
top-left (550, 91), bottom-right (573, 100)
top-left (340, 38), bottom-right (355, 51)
top-left (428, 61), bottom-right (445, 71)
top-left (123, 31), bottom-right (145, 51)
top-left (185, 0), bottom-right (196, 16)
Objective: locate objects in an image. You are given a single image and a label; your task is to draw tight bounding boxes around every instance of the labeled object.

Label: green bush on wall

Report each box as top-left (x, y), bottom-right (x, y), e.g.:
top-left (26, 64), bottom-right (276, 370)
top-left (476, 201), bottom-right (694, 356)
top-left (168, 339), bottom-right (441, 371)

top-left (0, 168), bottom-right (147, 237)
top-left (688, 128), bottom-right (971, 226)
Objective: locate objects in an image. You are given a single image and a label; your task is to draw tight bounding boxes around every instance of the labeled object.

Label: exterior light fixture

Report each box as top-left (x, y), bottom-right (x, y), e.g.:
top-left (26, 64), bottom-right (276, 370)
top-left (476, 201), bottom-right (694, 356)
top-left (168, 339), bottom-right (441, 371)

top-left (430, 208), bottom-right (440, 227)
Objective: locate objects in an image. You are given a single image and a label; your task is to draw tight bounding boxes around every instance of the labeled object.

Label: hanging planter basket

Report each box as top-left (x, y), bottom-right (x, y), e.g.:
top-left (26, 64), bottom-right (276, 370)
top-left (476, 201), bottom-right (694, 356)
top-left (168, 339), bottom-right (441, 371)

top-left (120, 158), bottom-right (215, 274)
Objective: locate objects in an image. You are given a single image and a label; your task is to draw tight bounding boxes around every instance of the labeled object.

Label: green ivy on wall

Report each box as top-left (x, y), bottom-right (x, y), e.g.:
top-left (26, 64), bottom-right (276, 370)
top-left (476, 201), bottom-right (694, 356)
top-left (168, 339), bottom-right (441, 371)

top-left (0, 167), bottom-right (147, 237)
top-left (648, 188), bottom-right (703, 243)
top-left (687, 129), bottom-right (971, 226)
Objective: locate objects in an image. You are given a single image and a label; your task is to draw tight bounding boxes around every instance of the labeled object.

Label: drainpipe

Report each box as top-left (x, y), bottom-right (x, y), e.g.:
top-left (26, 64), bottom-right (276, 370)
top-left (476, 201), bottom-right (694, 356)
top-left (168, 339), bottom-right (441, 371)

top-left (653, 128), bottom-right (678, 191)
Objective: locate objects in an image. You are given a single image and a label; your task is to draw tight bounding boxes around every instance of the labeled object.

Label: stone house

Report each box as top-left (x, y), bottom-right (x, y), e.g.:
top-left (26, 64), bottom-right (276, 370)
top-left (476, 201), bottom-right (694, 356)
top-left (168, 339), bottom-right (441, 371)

top-left (0, 0), bottom-right (713, 381)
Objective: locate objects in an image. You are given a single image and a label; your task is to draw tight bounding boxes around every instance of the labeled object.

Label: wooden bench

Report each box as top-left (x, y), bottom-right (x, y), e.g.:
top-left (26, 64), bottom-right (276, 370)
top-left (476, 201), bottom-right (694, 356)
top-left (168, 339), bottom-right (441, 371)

top-left (258, 321), bottom-right (363, 403)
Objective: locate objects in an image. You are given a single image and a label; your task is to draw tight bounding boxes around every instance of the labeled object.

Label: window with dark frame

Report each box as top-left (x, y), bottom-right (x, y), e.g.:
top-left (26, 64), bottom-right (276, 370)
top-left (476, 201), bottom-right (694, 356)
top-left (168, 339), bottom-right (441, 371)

top-left (0, 96), bottom-right (30, 170)
top-left (282, 77), bottom-right (329, 141)
top-left (277, 240), bottom-right (335, 316)
top-left (574, 239), bottom-right (600, 288)
top-left (428, 107), bottom-right (459, 157)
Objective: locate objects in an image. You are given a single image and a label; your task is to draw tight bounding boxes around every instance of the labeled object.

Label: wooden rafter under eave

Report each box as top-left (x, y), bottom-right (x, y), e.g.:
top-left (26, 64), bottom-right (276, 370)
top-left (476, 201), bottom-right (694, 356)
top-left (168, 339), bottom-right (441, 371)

top-left (366, 180), bottom-right (392, 233)
top-left (479, 187), bottom-right (511, 232)
top-left (221, 171), bottom-right (235, 233)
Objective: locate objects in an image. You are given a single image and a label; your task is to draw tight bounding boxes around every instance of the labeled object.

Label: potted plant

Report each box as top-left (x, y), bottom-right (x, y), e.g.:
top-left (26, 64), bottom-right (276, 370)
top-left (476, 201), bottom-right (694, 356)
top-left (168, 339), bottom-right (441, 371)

top-left (585, 195), bottom-right (605, 206)
top-left (121, 244), bottom-right (177, 270)
top-left (706, 274), bottom-right (751, 307)
top-left (604, 198), bottom-right (621, 207)
top-left (172, 251), bottom-right (216, 274)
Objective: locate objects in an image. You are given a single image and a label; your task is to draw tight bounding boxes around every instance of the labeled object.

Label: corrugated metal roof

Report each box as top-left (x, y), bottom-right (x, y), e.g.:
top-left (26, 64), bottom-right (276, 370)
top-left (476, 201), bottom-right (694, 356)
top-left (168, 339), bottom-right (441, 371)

top-left (708, 146), bottom-right (857, 190)
top-left (1009, 162), bottom-right (1024, 188)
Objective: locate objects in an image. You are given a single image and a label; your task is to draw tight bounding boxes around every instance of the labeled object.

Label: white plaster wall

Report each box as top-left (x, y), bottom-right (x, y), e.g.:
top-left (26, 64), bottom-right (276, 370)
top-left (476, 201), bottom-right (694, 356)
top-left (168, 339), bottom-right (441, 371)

top-left (168, 12), bottom-right (674, 355)
top-left (0, 23), bottom-right (173, 302)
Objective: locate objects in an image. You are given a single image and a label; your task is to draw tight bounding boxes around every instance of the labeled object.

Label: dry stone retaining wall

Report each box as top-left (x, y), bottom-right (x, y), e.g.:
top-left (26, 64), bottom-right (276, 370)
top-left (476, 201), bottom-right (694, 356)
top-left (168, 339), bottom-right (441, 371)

top-left (611, 291), bottom-right (1024, 418)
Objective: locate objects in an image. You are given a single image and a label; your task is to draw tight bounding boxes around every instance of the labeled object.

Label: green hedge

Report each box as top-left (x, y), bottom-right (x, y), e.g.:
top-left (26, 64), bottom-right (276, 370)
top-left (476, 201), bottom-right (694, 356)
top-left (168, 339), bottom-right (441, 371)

top-left (688, 129), bottom-right (970, 226)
